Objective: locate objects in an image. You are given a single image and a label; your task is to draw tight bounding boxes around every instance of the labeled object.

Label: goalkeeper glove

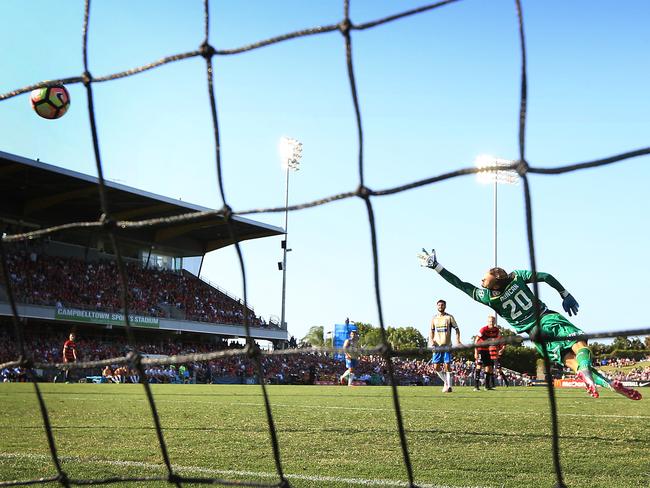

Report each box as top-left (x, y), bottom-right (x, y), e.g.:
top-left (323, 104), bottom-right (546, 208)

top-left (560, 290), bottom-right (579, 316)
top-left (417, 248), bottom-right (438, 269)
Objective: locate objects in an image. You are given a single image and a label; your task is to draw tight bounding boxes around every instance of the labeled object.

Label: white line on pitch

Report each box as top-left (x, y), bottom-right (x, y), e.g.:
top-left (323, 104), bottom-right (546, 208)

top-left (0, 453), bottom-right (491, 488)
top-left (8, 396), bottom-right (648, 420)
top-left (231, 402), bottom-right (650, 420)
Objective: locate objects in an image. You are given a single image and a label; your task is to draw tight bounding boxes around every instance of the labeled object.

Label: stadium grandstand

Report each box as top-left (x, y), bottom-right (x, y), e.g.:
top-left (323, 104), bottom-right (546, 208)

top-left (0, 150), bottom-right (289, 380)
top-left (0, 151), bottom-right (532, 387)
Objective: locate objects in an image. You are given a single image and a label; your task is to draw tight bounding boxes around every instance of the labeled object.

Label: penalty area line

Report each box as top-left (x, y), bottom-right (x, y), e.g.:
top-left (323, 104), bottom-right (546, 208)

top-left (0, 453), bottom-right (492, 488)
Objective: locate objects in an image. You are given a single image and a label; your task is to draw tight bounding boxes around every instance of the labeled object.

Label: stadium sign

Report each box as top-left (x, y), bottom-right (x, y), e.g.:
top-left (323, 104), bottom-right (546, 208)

top-left (623, 381), bottom-right (650, 388)
top-left (55, 308), bottom-right (159, 328)
top-left (554, 379), bottom-right (650, 388)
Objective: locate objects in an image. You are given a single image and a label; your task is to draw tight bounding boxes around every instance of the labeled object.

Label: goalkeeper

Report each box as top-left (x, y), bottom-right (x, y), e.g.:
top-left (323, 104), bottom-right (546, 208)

top-left (417, 249), bottom-right (641, 401)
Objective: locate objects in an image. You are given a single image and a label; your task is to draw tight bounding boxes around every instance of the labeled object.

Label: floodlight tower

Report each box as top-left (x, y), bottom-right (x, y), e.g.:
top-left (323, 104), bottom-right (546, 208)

top-left (475, 155), bottom-right (519, 268)
top-left (278, 136), bottom-right (303, 332)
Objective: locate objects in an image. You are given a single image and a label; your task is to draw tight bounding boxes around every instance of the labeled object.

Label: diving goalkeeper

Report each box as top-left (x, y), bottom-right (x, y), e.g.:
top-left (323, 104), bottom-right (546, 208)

top-left (417, 249), bottom-right (641, 401)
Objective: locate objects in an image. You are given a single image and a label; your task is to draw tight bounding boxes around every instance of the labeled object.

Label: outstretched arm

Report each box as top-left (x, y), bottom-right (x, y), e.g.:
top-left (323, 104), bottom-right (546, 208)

top-left (417, 249), bottom-right (490, 306)
top-left (438, 266), bottom-right (487, 304)
top-left (523, 271), bottom-right (565, 292)
top-left (518, 270), bottom-right (579, 316)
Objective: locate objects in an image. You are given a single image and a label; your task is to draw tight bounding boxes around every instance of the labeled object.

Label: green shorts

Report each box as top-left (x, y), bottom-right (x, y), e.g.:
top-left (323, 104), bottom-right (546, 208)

top-left (532, 313), bottom-right (584, 365)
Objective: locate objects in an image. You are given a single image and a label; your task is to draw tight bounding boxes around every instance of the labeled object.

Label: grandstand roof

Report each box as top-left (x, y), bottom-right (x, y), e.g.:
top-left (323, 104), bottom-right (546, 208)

top-left (0, 150), bottom-right (283, 257)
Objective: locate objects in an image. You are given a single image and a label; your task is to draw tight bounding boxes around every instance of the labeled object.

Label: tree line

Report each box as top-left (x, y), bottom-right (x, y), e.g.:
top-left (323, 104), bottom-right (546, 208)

top-left (589, 336), bottom-right (650, 360)
top-left (300, 323), bottom-right (426, 350)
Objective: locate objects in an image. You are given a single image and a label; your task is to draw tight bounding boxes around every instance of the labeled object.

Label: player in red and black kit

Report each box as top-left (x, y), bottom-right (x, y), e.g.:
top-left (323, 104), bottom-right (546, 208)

top-left (490, 338), bottom-right (509, 387)
top-left (474, 315), bottom-right (501, 390)
top-left (62, 332), bottom-right (77, 383)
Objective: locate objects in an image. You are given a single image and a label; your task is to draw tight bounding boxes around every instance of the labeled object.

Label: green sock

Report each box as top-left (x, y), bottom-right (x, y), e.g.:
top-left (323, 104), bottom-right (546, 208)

top-left (590, 367), bottom-right (612, 389)
top-left (575, 347), bottom-right (592, 371)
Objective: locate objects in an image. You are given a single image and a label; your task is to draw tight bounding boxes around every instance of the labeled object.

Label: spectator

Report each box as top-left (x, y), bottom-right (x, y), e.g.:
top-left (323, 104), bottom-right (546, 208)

top-left (102, 365), bottom-right (114, 383)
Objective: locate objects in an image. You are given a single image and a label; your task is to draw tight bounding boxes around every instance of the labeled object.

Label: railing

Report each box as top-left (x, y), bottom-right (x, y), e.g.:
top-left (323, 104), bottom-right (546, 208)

top-left (188, 270), bottom-right (267, 321)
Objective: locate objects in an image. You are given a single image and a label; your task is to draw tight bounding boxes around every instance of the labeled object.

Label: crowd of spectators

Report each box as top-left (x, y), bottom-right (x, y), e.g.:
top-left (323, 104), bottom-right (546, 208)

top-left (0, 328), bottom-right (529, 387)
top-left (1, 250), bottom-right (271, 328)
top-left (593, 356), bottom-right (650, 382)
top-left (0, 328), bottom-right (230, 365)
top-left (599, 356), bottom-right (649, 368)
top-left (607, 366), bottom-right (650, 382)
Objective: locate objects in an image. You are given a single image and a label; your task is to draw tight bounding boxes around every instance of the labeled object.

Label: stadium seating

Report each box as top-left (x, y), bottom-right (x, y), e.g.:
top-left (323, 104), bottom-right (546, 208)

top-left (0, 250), bottom-right (268, 327)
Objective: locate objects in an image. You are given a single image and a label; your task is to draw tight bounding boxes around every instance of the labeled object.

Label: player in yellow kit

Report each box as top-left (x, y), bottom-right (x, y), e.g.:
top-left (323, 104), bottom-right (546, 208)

top-left (430, 299), bottom-right (462, 393)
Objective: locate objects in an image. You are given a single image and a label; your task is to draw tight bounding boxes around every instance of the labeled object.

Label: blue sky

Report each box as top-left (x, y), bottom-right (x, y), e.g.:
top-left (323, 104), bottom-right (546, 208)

top-left (1, 0), bottom-right (648, 344)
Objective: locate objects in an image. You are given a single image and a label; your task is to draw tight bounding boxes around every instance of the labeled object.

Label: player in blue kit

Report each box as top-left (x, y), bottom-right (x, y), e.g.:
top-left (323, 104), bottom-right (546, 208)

top-left (339, 330), bottom-right (359, 386)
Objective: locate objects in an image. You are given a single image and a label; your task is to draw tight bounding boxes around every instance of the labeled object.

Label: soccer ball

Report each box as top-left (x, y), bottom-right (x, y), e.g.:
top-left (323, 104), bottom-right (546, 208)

top-left (30, 85), bottom-right (70, 120)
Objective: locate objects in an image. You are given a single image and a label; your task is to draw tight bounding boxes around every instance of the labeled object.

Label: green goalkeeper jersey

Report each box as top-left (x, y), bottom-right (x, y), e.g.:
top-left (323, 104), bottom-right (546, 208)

top-left (437, 266), bottom-right (566, 333)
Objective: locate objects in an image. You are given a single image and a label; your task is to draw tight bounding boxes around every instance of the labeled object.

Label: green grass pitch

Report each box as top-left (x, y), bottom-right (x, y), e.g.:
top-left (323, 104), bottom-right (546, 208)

top-left (1, 384), bottom-right (648, 487)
